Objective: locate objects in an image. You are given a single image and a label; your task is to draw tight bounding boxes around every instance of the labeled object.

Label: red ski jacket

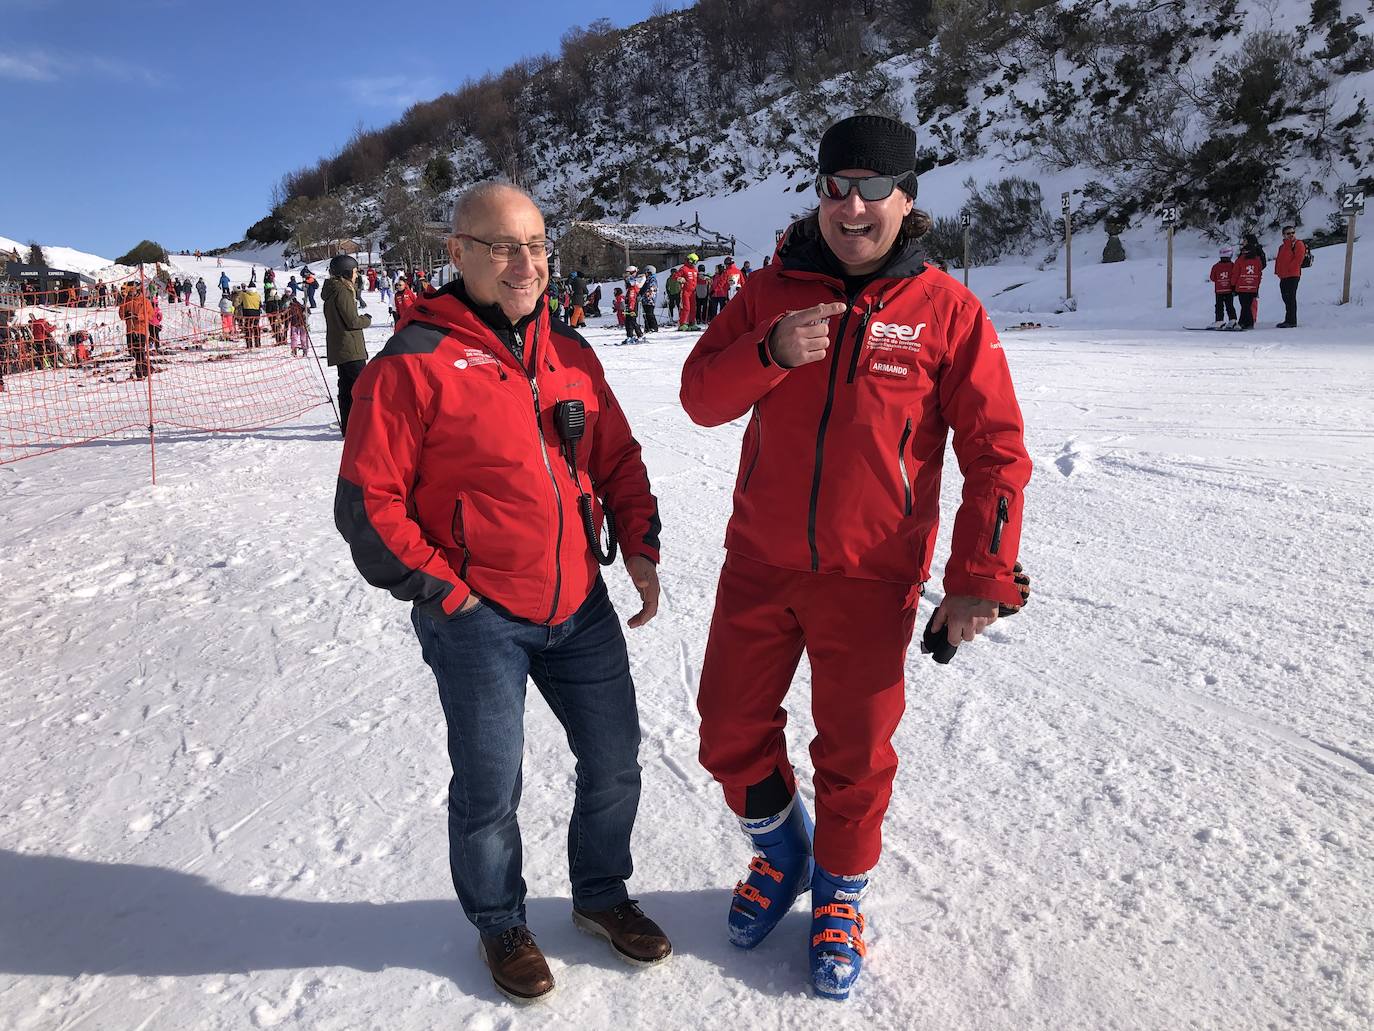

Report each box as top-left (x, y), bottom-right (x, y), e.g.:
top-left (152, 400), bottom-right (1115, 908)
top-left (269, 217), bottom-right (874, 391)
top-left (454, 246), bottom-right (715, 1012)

top-left (680, 217), bottom-right (1030, 608)
top-left (710, 271), bottom-right (730, 298)
top-left (672, 262), bottom-right (698, 296)
top-left (1233, 255), bottom-right (1264, 292)
top-left (1274, 238), bottom-right (1307, 278)
top-left (336, 283), bottom-right (660, 624)
top-left (1209, 260), bottom-right (1235, 293)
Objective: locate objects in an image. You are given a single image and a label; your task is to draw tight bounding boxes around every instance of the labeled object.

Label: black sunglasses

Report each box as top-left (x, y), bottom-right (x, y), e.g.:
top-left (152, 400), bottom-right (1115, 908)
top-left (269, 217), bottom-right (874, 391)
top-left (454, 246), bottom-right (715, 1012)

top-left (815, 172), bottom-right (916, 202)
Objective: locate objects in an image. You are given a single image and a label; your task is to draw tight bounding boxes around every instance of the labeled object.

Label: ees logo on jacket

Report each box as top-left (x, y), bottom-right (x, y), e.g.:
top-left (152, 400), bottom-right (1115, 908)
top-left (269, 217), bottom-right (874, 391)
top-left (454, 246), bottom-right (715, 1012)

top-left (866, 320), bottom-right (925, 353)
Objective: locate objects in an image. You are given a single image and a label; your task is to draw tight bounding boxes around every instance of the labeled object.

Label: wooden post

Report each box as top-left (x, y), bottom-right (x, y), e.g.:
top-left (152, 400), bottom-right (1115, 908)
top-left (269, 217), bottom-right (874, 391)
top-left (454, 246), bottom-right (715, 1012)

top-left (1166, 224), bottom-right (1174, 309)
top-left (963, 227), bottom-right (970, 287)
top-left (1343, 211), bottom-right (1357, 305)
top-left (1061, 192), bottom-right (1072, 300)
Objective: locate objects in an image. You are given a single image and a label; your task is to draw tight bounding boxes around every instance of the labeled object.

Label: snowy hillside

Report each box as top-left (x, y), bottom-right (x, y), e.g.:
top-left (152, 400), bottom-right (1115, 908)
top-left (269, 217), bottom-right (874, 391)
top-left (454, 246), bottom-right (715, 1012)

top-left (0, 234), bottom-right (120, 278)
top-left (1, 248), bottom-right (1372, 1028)
top-left (260, 0), bottom-right (1372, 272)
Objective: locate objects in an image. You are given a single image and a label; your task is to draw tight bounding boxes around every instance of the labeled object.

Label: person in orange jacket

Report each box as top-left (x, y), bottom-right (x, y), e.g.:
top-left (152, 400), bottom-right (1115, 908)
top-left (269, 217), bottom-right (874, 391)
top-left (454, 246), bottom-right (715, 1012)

top-left (1232, 233), bottom-right (1266, 330)
top-left (1208, 246), bottom-right (1238, 328)
top-left (1273, 225), bottom-right (1308, 328)
top-left (118, 283), bottom-right (154, 379)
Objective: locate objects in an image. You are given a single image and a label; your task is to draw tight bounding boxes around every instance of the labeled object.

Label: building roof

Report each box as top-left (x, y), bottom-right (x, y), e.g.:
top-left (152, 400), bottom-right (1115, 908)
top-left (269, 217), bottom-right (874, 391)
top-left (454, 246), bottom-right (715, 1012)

top-left (568, 221), bottom-right (732, 250)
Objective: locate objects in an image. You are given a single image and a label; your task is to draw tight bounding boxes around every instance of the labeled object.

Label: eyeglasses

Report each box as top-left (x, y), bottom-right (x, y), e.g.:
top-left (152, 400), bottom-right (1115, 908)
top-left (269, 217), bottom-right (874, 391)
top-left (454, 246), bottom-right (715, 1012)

top-left (454, 233), bottom-right (551, 262)
top-left (815, 172), bottom-right (916, 202)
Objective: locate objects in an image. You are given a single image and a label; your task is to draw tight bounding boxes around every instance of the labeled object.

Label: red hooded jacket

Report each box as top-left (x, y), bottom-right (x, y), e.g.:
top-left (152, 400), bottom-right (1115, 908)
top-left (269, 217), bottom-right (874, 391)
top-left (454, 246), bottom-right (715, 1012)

top-left (680, 216), bottom-right (1030, 607)
top-left (1209, 260), bottom-right (1234, 294)
top-left (335, 283), bottom-right (659, 624)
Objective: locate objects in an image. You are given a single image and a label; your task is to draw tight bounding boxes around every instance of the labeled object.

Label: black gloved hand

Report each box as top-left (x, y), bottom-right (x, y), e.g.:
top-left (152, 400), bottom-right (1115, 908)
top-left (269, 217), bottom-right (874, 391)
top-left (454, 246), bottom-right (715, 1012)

top-left (998, 562), bottom-right (1031, 618)
top-left (921, 615), bottom-right (958, 664)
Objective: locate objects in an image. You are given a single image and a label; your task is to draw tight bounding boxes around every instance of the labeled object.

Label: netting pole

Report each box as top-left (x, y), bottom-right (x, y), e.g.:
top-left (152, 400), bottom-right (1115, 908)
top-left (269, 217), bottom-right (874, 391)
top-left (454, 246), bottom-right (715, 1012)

top-left (306, 327), bottom-right (343, 438)
top-left (139, 264), bottom-right (158, 484)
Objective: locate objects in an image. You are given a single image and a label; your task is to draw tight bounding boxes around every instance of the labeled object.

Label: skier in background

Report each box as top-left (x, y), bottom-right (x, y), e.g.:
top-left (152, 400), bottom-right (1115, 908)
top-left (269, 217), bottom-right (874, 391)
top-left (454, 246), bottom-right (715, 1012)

top-left (665, 266), bottom-right (681, 321)
top-left (641, 266), bottom-right (660, 333)
top-left (1208, 247), bottom-right (1237, 328)
top-left (1233, 233), bottom-right (1265, 330)
top-left (196, 277), bottom-right (207, 307)
top-left (672, 252), bottom-right (699, 329)
top-left (621, 267), bottom-right (645, 345)
top-left (322, 254), bottom-right (372, 432)
top-left (694, 264), bottom-right (710, 325)
top-left (1273, 225), bottom-right (1307, 328)
top-left (569, 270), bottom-right (587, 328)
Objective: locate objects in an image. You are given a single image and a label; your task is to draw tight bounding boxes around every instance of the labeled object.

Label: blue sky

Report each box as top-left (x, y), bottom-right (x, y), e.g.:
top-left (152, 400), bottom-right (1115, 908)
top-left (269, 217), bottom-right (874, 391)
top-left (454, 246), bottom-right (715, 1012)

top-left (0, 0), bottom-right (680, 259)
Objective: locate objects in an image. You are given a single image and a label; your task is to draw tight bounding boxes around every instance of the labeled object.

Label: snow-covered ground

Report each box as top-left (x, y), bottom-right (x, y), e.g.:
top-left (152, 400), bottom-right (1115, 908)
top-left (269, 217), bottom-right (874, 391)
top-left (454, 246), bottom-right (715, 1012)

top-left (1, 248), bottom-right (1372, 1029)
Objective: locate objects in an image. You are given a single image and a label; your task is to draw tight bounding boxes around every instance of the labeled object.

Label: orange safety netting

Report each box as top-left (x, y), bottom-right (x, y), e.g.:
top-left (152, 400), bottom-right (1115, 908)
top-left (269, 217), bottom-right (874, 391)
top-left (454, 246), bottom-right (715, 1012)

top-left (1, 266), bottom-right (335, 479)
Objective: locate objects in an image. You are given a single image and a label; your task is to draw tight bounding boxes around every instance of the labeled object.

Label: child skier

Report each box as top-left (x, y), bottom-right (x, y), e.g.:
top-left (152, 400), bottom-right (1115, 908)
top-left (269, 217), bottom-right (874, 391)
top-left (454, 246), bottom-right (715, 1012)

top-left (1209, 246), bottom-right (1237, 328)
top-left (621, 267), bottom-right (645, 345)
top-left (612, 287), bottom-right (625, 327)
top-left (641, 266), bottom-right (660, 333)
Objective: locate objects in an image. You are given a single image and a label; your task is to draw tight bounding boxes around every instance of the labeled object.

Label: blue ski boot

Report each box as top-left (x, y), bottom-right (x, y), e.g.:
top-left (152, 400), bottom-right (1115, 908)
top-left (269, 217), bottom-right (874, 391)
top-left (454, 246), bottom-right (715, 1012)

top-left (810, 865), bottom-right (869, 1001)
top-left (727, 796), bottom-right (814, 949)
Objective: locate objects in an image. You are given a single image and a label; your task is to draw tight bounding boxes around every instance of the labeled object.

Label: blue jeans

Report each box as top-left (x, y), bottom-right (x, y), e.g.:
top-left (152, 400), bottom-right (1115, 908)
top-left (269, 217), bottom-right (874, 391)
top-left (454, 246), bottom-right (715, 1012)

top-left (411, 578), bottom-right (641, 936)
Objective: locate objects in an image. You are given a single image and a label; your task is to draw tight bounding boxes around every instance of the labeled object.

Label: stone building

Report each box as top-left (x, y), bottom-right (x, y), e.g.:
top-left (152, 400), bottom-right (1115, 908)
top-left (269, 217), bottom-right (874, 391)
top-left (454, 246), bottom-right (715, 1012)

top-left (556, 221), bottom-right (735, 279)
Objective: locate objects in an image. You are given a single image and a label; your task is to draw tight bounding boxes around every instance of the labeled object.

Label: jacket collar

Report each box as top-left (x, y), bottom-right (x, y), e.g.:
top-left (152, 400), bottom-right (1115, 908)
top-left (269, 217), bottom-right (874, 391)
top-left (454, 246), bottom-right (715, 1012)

top-left (403, 279), bottom-right (544, 372)
top-left (776, 213), bottom-right (929, 284)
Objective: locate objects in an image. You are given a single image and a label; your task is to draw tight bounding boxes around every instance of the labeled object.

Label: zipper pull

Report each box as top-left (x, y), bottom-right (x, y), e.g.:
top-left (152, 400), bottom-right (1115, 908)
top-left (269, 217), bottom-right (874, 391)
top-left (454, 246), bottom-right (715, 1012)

top-left (990, 496), bottom-right (1009, 554)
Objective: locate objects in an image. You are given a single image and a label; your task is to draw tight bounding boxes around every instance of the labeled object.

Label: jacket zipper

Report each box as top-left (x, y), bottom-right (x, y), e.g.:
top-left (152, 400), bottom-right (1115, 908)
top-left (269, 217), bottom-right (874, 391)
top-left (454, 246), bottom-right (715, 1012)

top-left (451, 497), bottom-right (471, 579)
top-left (741, 407), bottom-right (762, 492)
top-left (990, 495), bottom-right (1009, 554)
top-left (898, 418), bottom-right (913, 516)
top-left (845, 309), bottom-right (872, 384)
top-left (808, 295), bottom-right (854, 571)
top-left (529, 368), bottom-right (564, 624)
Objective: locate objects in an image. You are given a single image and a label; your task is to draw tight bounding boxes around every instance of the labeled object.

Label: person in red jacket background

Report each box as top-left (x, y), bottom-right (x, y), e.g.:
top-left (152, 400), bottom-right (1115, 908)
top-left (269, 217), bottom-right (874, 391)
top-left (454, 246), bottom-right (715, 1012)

top-left (1273, 225), bottom-right (1307, 328)
top-left (1209, 246), bottom-right (1238, 328)
top-left (1232, 233), bottom-right (1266, 330)
top-left (334, 182), bottom-right (668, 1003)
top-left (672, 253), bottom-right (699, 329)
top-left (681, 114), bottom-right (1031, 1001)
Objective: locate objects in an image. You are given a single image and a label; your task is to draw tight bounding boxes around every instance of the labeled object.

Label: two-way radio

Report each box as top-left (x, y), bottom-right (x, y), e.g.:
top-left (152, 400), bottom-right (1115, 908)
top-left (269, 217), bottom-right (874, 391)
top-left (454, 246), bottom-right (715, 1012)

top-left (553, 399), bottom-right (618, 566)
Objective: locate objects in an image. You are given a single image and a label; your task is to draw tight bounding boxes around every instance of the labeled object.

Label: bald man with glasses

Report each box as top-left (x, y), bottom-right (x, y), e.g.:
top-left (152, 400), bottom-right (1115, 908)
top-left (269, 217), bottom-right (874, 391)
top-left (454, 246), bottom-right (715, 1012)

top-left (336, 181), bottom-right (668, 1003)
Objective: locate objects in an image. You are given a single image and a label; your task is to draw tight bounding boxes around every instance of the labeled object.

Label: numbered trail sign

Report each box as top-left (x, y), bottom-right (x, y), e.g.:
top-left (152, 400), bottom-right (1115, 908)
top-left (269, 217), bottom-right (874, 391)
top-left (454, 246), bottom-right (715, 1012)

top-left (1160, 205), bottom-right (1179, 225)
top-left (1337, 181), bottom-right (1365, 304)
top-left (1338, 184), bottom-right (1366, 216)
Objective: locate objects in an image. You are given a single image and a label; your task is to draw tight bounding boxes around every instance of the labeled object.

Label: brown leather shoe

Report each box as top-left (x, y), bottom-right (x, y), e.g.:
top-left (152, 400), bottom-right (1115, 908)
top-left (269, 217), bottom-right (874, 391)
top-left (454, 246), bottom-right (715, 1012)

top-left (572, 899), bottom-right (672, 966)
top-left (479, 926), bottom-right (555, 1002)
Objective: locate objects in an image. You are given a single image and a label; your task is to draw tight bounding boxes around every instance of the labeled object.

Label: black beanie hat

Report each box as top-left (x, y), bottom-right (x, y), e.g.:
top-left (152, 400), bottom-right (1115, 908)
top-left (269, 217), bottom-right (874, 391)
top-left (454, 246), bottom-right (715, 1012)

top-left (818, 115), bottom-right (918, 179)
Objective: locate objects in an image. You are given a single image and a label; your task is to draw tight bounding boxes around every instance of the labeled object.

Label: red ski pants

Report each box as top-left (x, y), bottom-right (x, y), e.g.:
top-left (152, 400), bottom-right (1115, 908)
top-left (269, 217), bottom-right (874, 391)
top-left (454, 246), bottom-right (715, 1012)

top-left (678, 291), bottom-right (696, 327)
top-left (697, 552), bottom-right (919, 875)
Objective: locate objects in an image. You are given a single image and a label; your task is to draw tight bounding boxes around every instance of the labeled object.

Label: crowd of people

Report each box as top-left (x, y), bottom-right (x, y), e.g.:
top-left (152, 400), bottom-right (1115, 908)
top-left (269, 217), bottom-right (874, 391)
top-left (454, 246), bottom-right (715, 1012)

top-left (1206, 226), bottom-right (1310, 329)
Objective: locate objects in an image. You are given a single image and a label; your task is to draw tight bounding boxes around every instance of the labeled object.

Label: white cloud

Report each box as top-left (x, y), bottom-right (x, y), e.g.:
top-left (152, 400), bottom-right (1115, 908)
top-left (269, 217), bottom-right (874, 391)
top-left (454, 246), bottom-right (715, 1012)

top-left (0, 52), bottom-right (57, 81)
top-left (345, 74), bottom-right (441, 111)
top-left (0, 49), bottom-right (161, 85)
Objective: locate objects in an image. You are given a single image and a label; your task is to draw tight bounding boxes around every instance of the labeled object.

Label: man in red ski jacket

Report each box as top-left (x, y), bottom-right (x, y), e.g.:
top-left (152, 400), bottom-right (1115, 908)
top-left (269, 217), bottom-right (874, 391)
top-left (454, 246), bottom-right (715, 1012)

top-left (1273, 225), bottom-right (1307, 328)
top-left (680, 114), bottom-right (1031, 1000)
top-left (672, 253), bottom-right (699, 328)
top-left (335, 182), bottom-right (670, 1002)
top-left (1209, 246), bottom-right (1237, 327)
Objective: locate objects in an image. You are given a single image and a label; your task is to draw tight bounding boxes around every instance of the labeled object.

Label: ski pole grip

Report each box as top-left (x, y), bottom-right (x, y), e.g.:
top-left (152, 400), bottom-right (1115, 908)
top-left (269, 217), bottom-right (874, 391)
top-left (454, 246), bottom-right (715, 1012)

top-left (921, 614), bottom-right (958, 664)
